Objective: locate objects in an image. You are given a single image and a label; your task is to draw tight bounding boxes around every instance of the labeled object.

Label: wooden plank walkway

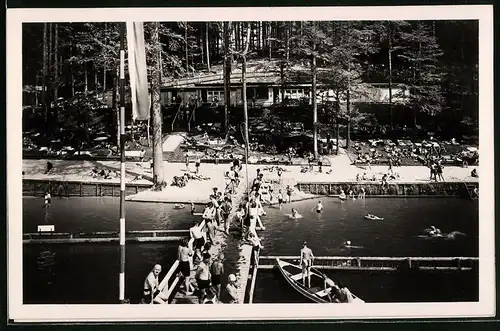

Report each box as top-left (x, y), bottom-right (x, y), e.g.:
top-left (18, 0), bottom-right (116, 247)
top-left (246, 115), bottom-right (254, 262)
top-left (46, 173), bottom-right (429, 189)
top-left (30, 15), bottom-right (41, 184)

top-left (171, 269), bottom-right (199, 304)
top-left (236, 244), bottom-right (253, 304)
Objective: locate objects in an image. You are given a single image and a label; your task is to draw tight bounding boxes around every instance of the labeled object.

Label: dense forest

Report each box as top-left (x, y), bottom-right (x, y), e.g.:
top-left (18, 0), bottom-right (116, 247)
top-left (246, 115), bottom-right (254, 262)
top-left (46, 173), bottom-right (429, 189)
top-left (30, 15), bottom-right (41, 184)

top-left (22, 20), bottom-right (479, 147)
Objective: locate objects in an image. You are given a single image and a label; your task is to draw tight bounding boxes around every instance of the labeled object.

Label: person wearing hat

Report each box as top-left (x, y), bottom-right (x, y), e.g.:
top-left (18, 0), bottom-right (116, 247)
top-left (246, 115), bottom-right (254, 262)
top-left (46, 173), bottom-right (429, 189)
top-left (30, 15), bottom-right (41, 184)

top-left (195, 252), bottom-right (212, 304)
top-left (210, 253), bottom-right (225, 300)
top-left (300, 241), bottom-right (314, 288)
top-left (226, 274), bottom-right (239, 303)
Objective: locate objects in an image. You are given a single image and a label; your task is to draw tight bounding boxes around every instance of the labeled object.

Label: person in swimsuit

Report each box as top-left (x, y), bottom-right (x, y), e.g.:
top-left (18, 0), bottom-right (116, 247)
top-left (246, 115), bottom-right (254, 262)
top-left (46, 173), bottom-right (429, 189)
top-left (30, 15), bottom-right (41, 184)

top-left (143, 264), bottom-right (161, 304)
top-left (177, 239), bottom-right (194, 295)
top-left (44, 192), bottom-right (52, 208)
top-left (190, 220), bottom-right (205, 265)
top-left (277, 189), bottom-right (284, 210)
top-left (190, 203), bottom-right (196, 215)
top-left (300, 241), bottom-right (314, 288)
top-left (314, 201), bottom-right (323, 213)
top-left (210, 253), bottom-right (225, 300)
top-left (195, 252), bottom-right (212, 304)
top-left (226, 274), bottom-right (239, 303)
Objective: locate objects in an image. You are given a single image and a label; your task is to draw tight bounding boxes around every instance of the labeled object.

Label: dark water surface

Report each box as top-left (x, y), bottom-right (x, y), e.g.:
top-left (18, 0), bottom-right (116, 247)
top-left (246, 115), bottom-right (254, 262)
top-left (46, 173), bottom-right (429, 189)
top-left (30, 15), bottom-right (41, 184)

top-left (22, 197), bottom-right (479, 304)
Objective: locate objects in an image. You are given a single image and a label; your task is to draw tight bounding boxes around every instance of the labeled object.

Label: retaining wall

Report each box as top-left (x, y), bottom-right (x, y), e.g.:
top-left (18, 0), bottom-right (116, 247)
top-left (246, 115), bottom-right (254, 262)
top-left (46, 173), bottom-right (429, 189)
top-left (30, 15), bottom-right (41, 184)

top-left (295, 181), bottom-right (479, 197)
top-left (23, 179), bottom-right (152, 197)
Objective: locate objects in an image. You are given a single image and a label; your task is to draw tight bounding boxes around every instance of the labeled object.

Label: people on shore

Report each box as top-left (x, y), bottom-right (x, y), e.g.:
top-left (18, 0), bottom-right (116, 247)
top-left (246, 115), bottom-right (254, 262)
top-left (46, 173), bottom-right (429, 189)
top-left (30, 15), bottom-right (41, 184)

top-left (248, 231), bottom-right (264, 266)
top-left (226, 274), bottom-right (239, 303)
top-left (195, 157), bottom-right (201, 174)
top-left (185, 154), bottom-right (190, 172)
top-left (286, 185), bottom-right (293, 203)
top-left (358, 187), bottom-right (366, 199)
top-left (471, 168), bottom-right (478, 178)
top-left (177, 239), bottom-right (194, 296)
top-left (195, 252), bottom-right (212, 304)
top-left (205, 219), bottom-right (216, 245)
top-left (210, 253), bottom-right (225, 300)
top-left (189, 220), bottom-right (205, 265)
top-left (221, 197), bottom-right (232, 234)
top-left (143, 264), bottom-right (161, 304)
top-left (300, 241), bottom-right (314, 288)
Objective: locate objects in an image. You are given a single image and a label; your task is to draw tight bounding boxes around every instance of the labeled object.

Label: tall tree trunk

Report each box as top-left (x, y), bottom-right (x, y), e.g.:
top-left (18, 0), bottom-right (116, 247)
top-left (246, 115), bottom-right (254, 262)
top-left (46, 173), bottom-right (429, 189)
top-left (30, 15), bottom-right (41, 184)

top-left (346, 72), bottom-right (351, 149)
top-left (70, 38), bottom-right (75, 97)
top-left (84, 62), bottom-right (89, 143)
top-left (223, 21), bottom-right (231, 136)
top-left (152, 22), bottom-right (164, 187)
top-left (42, 23), bottom-right (48, 125)
top-left (53, 24), bottom-right (59, 123)
top-left (268, 22), bottom-right (272, 60)
top-left (200, 24), bottom-right (205, 65)
top-left (48, 23), bottom-right (52, 108)
top-left (312, 23), bottom-right (318, 159)
top-left (335, 94), bottom-right (340, 155)
top-left (185, 22), bottom-right (189, 75)
top-left (103, 66), bottom-right (107, 102)
top-left (54, 24), bottom-right (58, 101)
top-left (388, 23), bottom-right (393, 131)
top-left (206, 22), bottom-right (211, 71)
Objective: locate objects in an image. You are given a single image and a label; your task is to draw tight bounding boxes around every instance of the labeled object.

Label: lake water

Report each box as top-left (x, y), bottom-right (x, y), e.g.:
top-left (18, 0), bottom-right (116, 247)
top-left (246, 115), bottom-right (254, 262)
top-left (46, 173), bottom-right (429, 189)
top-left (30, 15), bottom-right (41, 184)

top-left (22, 196), bottom-right (479, 304)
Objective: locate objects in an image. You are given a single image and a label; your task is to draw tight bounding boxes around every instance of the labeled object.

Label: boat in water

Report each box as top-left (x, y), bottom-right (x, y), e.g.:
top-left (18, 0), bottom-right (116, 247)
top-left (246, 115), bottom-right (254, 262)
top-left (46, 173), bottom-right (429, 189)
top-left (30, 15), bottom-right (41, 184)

top-left (276, 259), bottom-right (364, 304)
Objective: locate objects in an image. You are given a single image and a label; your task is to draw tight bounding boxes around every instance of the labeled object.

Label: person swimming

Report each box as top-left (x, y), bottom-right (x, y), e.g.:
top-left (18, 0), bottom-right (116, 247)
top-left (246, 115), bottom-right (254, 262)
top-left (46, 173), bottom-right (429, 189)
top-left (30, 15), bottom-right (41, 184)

top-left (290, 208), bottom-right (302, 219)
top-left (343, 240), bottom-right (352, 248)
top-left (426, 225), bottom-right (442, 237)
top-left (174, 203), bottom-right (185, 209)
top-left (339, 190), bottom-right (346, 200)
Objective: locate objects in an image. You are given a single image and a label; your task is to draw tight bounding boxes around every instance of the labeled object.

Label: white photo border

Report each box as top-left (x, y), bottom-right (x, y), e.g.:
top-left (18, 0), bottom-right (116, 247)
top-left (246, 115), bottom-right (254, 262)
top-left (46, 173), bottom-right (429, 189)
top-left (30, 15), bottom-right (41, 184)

top-left (7, 5), bottom-right (495, 322)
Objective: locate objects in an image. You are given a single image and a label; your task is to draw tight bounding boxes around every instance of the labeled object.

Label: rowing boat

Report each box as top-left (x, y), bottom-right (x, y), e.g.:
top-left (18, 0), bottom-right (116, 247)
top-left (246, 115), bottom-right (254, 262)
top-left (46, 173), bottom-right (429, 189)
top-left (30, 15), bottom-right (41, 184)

top-left (276, 259), bottom-right (364, 303)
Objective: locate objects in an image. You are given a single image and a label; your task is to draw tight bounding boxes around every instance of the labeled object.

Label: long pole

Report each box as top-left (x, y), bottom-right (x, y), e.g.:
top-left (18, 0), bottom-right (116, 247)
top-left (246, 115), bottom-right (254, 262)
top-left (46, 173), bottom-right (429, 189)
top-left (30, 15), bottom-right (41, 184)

top-left (119, 22), bottom-right (126, 304)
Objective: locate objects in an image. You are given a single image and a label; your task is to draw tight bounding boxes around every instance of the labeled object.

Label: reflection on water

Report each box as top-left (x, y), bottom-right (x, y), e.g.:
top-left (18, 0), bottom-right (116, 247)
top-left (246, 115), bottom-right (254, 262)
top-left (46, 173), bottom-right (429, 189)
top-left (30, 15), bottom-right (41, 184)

top-left (36, 250), bottom-right (56, 285)
top-left (23, 197), bottom-right (479, 304)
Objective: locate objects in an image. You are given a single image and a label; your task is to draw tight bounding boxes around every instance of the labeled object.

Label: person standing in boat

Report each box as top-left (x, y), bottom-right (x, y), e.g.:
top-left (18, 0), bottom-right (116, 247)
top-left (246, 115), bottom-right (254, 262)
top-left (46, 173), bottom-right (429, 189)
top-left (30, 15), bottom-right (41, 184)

top-left (177, 239), bottom-right (194, 296)
top-left (143, 264), bottom-right (162, 304)
top-left (300, 241), bottom-right (314, 288)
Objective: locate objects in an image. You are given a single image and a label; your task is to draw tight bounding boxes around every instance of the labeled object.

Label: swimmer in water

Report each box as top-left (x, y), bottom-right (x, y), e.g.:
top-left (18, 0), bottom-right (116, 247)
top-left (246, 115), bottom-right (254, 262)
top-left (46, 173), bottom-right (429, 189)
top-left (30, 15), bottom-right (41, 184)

top-left (291, 208), bottom-right (302, 219)
top-left (174, 203), bottom-right (185, 209)
top-left (312, 201), bottom-right (323, 213)
top-left (343, 240), bottom-right (352, 248)
top-left (427, 225), bottom-right (442, 237)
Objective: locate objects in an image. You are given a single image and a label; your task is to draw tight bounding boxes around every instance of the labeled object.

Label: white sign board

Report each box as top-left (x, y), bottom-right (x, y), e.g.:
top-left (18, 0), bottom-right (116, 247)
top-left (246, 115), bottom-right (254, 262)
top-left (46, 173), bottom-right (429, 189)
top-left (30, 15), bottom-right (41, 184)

top-left (37, 225), bottom-right (55, 232)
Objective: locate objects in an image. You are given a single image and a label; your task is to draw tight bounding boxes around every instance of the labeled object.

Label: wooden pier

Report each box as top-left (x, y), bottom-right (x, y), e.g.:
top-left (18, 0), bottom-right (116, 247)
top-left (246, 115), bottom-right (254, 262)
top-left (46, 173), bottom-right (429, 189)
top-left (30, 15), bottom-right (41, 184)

top-left (258, 256), bottom-right (479, 272)
top-left (236, 244), bottom-right (254, 303)
top-left (23, 229), bottom-right (189, 244)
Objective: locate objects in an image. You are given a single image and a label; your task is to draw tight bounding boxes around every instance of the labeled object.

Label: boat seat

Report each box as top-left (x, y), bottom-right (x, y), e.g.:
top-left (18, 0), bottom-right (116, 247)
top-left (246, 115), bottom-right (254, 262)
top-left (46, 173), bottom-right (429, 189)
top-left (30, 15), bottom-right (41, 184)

top-left (315, 289), bottom-right (330, 297)
top-left (290, 273), bottom-right (303, 281)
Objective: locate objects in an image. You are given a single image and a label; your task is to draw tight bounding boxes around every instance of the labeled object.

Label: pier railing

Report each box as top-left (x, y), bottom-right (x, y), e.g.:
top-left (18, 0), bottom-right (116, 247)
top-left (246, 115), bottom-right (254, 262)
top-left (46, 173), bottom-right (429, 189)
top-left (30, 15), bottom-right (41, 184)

top-left (157, 220), bottom-right (207, 303)
top-left (23, 229), bottom-right (190, 244)
top-left (258, 256), bottom-right (478, 272)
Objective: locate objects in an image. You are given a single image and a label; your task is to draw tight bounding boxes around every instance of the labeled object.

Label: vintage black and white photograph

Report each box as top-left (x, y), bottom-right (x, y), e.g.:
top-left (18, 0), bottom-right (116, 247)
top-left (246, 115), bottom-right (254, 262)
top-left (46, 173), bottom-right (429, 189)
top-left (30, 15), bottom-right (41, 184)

top-left (7, 5), bottom-right (494, 322)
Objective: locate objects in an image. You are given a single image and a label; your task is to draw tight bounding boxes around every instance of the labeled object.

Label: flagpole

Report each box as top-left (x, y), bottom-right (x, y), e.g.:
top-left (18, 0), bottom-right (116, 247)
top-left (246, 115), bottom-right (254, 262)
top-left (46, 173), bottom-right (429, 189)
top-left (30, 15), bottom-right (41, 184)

top-left (119, 22), bottom-right (126, 304)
